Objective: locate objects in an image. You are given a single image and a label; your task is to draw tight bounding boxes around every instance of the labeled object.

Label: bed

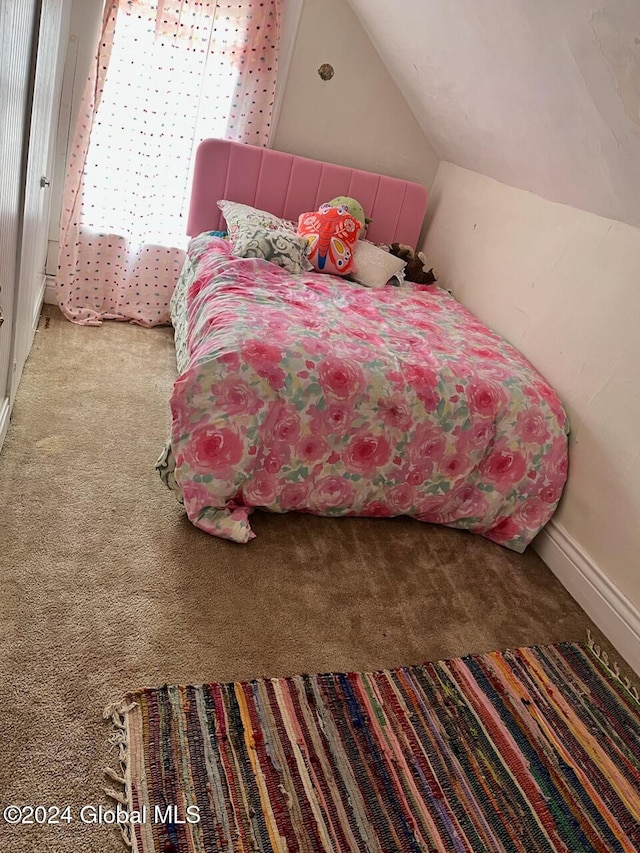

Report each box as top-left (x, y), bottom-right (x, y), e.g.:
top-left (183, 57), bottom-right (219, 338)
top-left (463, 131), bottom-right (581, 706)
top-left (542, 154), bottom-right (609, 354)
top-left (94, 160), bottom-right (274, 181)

top-left (157, 139), bottom-right (569, 552)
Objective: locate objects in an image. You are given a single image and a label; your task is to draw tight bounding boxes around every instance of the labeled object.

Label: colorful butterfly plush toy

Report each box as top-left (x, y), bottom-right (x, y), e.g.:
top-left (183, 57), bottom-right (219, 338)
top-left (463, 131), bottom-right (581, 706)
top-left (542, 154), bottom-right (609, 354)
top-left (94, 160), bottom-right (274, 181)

top-left (297, 202), bottom-right (361, 276)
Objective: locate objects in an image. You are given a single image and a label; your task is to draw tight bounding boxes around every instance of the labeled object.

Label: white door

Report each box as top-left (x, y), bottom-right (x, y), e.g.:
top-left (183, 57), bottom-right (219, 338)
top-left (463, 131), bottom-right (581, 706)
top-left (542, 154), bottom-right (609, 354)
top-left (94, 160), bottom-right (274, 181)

top-left (11, 0), bottom-right (69, 404)
top-left (0, 0), bottom-right (39, 448)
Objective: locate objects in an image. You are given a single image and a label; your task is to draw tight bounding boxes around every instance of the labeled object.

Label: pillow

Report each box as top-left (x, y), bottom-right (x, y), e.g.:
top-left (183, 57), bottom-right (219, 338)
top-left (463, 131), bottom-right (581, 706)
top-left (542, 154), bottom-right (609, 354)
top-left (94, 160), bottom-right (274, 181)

top-left (350, 240), bottom-right (406, 289)
top-left (233, 224), bottom-right (312, 274)
top-left (297, 204), bottom-right (361, 276)
top-left (217, 200), bottom-right (296, 244)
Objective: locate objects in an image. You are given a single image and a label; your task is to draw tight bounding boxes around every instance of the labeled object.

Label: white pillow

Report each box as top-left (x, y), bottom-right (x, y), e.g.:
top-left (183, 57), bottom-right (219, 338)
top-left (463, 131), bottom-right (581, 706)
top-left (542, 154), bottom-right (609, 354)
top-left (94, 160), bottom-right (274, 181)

top-left (350, 240), bottom-right (406, 289)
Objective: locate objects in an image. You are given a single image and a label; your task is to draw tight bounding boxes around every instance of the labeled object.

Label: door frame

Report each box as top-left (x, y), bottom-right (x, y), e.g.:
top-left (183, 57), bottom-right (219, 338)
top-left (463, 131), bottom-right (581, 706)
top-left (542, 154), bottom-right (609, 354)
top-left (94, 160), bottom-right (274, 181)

top-left (8, 0), bottom-right (69, 407)
top-left (0, 0), bottom-right (41, 453)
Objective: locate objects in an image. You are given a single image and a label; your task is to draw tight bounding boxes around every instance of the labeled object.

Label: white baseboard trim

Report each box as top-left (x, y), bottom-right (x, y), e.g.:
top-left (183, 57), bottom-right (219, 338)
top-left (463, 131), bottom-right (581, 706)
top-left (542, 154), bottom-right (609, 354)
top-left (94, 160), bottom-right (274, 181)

top-left (0, 396), bottom-right (10, 455)
top-left (534, 522), bottom-right (640, 677)
top-left (44, 275), bottom-right (57, 306)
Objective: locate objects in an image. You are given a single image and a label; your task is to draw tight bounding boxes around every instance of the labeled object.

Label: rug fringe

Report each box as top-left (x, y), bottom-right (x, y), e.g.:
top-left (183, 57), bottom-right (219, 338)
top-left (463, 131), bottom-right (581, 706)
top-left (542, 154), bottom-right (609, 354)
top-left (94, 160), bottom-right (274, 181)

top-left (103, 700), bottom-right (138, 849)
top-left (586, 631), bottom-right (639, 704)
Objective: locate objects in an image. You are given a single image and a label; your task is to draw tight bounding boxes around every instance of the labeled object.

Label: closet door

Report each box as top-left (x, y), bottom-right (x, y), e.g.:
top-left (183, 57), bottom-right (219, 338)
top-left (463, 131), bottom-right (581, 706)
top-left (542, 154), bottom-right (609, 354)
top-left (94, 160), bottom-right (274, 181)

top-left (0, 0), bottom-right (38, 447)
top-left (11, 0), bottom-right (68, 404)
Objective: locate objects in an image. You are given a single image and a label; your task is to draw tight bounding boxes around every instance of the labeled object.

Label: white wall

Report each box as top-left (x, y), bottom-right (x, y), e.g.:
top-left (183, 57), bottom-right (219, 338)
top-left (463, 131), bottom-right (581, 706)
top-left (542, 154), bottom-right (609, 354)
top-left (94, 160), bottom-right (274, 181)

top-left (273, 0), bottom-right (439, 190)
top-left (347, 0), bottom-right (640, 229)
top-left (423, 162), bottom-right (640, 612)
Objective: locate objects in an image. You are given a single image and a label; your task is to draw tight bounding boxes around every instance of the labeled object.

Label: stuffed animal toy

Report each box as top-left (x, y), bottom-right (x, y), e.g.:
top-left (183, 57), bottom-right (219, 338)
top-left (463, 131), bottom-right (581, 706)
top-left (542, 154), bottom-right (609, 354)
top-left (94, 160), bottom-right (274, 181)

top-left (389, 243), bottom-right (437, 285)
top-left (328, 196), bottom-right (365, 225)
top-left (298, 203), bottom-right (361, 276)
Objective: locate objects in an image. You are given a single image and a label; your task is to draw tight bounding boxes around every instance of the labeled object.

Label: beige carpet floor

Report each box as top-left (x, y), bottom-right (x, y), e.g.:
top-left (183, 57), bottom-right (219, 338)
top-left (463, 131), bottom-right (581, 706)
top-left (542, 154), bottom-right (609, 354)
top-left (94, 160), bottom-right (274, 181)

top-left (0, 306), bottom-right (632, 851)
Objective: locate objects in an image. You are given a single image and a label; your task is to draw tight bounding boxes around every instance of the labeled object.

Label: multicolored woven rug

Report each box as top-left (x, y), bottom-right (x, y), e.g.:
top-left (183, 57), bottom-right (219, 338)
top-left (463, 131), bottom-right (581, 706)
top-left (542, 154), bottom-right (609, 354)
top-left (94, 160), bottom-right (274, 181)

top-left (105, 641), bottom-right (640, 852)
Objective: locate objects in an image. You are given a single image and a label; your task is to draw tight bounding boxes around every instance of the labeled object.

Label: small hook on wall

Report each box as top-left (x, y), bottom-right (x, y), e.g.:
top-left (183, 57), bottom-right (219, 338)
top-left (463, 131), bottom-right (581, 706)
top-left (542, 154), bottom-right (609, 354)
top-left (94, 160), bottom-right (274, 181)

top-left (318, 63), bottom-right (334, 81)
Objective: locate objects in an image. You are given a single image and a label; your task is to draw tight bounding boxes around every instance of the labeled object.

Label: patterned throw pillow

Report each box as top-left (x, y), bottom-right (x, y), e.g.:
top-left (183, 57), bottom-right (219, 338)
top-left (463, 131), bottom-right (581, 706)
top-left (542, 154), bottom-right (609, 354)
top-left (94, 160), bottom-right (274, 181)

top-left (297, 204), bottom-right (361, 276)
top-left (233, 225), bottom-right (312, 274)
top-left (217, 200), bottom-right (296, 243)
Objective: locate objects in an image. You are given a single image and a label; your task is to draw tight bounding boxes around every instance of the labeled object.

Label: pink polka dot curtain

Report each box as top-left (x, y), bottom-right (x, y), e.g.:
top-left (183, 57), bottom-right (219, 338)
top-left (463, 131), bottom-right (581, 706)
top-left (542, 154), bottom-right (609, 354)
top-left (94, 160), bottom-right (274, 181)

top-left (57, 0), bottom-right (281, 326)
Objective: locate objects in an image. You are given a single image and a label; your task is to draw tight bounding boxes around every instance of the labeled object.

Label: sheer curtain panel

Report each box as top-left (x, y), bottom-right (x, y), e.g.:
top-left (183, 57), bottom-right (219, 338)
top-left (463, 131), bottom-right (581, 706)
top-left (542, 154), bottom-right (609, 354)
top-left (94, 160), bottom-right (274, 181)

top-left (57, 0), bottom-right (281, 326)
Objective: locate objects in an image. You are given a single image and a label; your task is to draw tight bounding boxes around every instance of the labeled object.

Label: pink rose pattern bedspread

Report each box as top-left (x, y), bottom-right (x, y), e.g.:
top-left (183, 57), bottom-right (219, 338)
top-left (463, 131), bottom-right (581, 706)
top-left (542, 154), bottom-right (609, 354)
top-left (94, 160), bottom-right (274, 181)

top-left (158, 235), bottom-right (568, 551)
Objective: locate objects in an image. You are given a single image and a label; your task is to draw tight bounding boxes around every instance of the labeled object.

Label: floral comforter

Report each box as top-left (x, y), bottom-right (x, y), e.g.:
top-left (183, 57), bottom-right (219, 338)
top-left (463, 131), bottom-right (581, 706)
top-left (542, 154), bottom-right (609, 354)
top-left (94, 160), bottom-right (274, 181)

top-left (158, 234), bottom-right (568, 551)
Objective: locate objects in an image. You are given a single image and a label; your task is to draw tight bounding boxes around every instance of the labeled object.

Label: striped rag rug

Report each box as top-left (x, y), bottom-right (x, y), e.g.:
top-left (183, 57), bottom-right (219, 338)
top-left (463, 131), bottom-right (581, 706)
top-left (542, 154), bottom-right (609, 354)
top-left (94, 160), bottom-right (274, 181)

top-left (104, 641), bottom-right (640, 852)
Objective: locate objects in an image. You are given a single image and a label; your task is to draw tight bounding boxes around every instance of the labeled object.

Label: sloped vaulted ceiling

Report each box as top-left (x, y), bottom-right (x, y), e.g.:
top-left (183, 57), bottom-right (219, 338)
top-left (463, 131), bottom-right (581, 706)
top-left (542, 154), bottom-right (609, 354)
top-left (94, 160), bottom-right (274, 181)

top-left (347, 0), bottom-right (640, 228)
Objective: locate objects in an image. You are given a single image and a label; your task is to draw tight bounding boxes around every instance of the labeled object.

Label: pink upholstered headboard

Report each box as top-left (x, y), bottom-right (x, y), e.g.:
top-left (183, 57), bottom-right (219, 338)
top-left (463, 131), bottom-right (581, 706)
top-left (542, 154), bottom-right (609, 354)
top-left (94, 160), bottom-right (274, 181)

top-left (187, 139), bottom-right (428, 247)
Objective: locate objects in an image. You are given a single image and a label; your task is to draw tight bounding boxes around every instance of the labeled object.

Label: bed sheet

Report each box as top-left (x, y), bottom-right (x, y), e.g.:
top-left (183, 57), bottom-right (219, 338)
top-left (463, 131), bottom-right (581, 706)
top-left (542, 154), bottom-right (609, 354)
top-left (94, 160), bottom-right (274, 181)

top-left (157, 235), bottom-right (569, 550)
